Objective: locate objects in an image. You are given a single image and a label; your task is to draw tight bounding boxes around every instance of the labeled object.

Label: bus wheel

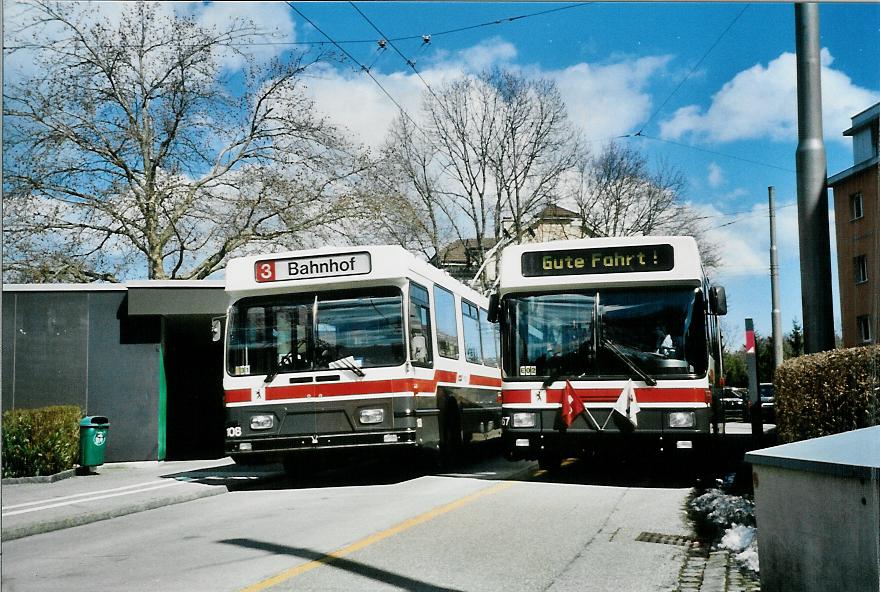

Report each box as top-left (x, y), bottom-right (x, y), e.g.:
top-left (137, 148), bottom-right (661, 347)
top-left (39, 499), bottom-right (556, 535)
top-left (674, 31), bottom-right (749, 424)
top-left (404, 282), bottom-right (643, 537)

top-left (439, 398), bottom-right (463, 468)
top-left (231, 453), bottom-right (268, 466)
top-left (538, 451), bottom-right (562, 472)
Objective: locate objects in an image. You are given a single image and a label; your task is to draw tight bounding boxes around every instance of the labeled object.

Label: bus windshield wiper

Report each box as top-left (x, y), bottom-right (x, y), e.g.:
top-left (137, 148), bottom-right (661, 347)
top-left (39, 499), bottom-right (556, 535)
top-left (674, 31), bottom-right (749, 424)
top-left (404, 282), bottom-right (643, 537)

top-left (263, 352), bottom-right (296, 385)
top-left (330, 356), bottom-right (365, 377)
top-left (601, 338), bottom-right (657, 386)
top-left (541, 365), bottom-right (569, 389)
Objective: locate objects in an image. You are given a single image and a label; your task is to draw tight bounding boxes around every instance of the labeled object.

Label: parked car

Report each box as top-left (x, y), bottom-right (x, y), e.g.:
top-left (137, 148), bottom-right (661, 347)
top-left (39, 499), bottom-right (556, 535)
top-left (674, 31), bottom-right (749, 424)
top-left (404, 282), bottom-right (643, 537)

top-left (720, 386), bottom-right (749, 422)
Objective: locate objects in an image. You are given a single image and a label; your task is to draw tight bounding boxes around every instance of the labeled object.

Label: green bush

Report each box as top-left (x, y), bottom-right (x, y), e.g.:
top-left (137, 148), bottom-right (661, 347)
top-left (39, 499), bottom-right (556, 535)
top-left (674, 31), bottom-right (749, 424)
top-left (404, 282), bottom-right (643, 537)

top-left (2, 405), bottom-right (82, 478)
top-left (775, 345), bottom-right (879, 442)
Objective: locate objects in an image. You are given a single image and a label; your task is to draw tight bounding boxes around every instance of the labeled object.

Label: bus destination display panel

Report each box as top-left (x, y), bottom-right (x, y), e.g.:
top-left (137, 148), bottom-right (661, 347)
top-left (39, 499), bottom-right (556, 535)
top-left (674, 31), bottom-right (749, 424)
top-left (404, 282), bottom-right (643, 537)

top-left (255, 252), bottom-right (371, 283)
top-left (521, 244), bottom-right (674, 277)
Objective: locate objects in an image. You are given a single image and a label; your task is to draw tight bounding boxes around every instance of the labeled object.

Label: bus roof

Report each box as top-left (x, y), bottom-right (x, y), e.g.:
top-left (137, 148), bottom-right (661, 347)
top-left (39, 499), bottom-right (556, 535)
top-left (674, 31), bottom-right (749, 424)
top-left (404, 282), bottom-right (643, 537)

top-left (225, 245), bottom-right (488, 305)
top-left (497, 236), bottom-right (705, 294)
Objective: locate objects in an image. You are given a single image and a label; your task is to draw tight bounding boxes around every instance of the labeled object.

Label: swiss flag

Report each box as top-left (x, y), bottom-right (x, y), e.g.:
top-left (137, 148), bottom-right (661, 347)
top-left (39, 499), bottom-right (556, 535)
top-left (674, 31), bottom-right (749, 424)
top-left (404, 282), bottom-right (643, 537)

top-left (561, 381), bottom-right (585, 428)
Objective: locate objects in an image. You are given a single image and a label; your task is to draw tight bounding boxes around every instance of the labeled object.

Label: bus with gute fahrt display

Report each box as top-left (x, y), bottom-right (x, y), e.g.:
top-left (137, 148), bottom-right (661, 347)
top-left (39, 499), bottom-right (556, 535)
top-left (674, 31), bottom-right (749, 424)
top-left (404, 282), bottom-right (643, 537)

top-left (220, 245), bottom-right (502, 474)
top-left (488, 236), bottom-right (727, 470)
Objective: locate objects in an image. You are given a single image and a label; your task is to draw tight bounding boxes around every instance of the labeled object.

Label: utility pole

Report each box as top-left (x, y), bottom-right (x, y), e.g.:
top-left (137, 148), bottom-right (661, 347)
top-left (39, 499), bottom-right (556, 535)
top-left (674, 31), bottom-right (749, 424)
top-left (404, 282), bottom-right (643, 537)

top-left (794, 3), bottom-right (835, 353)
top-left (769, 187), bottom-right (783, 368)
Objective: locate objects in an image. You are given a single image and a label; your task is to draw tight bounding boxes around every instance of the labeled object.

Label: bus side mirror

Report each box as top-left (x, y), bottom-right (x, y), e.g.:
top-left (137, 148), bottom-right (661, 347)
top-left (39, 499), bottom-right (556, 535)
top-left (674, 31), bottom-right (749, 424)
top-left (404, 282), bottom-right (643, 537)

top-left (487, 293), bottom-right (499, 323)
top-left (709, 286), bottom-right (727, 316)
top-left (211, 317), bottom-right (224, 342)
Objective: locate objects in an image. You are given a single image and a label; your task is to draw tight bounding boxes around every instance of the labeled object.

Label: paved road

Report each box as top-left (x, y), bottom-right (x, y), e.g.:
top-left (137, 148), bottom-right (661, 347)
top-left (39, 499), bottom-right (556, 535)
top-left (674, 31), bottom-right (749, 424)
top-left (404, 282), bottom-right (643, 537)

top-left (2, 447), bottom-right (698, 592)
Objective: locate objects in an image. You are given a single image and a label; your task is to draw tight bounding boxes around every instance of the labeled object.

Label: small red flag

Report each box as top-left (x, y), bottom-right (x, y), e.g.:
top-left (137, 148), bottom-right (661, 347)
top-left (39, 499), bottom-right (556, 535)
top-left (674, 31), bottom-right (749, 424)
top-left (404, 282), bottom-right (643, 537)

top-left (561, 380), bottom-right (585, 428)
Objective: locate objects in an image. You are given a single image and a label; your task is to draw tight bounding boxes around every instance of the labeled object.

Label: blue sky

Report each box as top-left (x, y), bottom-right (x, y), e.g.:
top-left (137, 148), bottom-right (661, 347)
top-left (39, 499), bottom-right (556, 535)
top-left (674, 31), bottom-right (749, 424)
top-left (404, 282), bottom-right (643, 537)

top-left (6, 2), bottom-right (879, 346)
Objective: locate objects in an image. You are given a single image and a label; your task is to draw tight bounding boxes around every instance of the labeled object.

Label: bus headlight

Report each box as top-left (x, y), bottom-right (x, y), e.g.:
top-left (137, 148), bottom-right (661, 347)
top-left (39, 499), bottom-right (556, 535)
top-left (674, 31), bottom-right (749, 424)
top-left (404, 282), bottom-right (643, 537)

top-left (668, 412), bottom-right (695, 428)
top-left (250, 415), bottom-right (274, 430)
top-left (359, 408), bottom-right (385, 424)
top-left (512, 412), bottom-right (537, 428)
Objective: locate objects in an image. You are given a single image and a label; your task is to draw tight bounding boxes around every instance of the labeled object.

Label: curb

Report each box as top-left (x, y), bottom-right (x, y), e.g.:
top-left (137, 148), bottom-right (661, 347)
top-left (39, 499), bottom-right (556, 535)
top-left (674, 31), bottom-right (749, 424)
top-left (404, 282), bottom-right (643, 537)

top-left (2, 469), bottom-right (77, 485)
top-left (1, 485), bottom-right (227, 542)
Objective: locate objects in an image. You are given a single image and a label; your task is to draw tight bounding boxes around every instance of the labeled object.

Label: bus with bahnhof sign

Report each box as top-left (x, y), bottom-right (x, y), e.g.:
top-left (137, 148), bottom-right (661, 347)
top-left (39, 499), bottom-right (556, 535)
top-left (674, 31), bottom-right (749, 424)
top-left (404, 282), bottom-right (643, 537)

top-left (221, 245), bottom-right (502, 473)
top-left (488, 236), bottom-right (727, 470)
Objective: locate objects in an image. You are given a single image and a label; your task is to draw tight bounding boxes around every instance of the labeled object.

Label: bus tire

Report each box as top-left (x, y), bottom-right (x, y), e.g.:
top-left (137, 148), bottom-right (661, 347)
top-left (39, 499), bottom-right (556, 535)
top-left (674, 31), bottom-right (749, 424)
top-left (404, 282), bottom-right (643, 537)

top-left (439, 397), bottom-right (463, 468)
top-left (231, 453), bottom-right (269, 466)
top-left (538, 451), bottom-right (562, 472)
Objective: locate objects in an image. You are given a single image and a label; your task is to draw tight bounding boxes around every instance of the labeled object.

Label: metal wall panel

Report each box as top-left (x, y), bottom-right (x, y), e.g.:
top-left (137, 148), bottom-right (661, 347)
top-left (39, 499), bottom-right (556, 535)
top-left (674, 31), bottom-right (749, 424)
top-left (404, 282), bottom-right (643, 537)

top-left (12, 292), bottom-right (89, 410)
top-left (87, 292), bottom-right (161, 461)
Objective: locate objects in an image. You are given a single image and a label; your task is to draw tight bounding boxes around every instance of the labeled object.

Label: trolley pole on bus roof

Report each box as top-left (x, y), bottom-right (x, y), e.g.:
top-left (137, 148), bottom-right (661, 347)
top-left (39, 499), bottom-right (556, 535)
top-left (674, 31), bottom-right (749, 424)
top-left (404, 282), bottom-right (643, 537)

top-left (794, 3), bottom-right (835, 354)
top-left (769, 187), bottom-right (783, 369)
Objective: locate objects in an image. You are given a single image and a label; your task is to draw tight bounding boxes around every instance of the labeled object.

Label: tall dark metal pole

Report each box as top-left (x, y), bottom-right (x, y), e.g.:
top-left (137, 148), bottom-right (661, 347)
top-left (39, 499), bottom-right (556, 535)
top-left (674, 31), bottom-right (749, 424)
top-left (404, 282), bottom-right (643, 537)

top-left (769, 187), bottom-right (783, 368)
top-left (794, 3), bottom-right (835, 353)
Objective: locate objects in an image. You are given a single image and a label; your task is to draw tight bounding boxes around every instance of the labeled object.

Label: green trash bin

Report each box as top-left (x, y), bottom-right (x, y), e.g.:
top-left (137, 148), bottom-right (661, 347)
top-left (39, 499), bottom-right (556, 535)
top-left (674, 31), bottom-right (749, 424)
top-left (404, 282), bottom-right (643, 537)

top-left (79, 416), bottom-right (110, 468)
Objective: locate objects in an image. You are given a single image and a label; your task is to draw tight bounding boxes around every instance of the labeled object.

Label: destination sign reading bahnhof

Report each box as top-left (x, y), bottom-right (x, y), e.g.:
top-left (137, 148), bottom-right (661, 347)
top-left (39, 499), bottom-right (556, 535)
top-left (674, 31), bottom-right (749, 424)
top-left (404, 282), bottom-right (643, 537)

top-left (255, 252), bottom-right (372, 283)
top-left (521, 244), bottom-right (675, 277)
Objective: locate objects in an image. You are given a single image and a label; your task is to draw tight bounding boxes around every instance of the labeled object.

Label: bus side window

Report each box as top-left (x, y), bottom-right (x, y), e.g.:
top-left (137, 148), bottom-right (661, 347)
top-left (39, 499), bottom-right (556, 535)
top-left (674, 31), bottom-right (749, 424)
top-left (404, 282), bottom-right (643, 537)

top-left (409, 283), bottom-right (433, 367)
top-left (479, 308), bottom-right (498, 368)
top-left (433, 285), bottom-right (460, 359)
top-left (461, 300), bottom-right (483, 364)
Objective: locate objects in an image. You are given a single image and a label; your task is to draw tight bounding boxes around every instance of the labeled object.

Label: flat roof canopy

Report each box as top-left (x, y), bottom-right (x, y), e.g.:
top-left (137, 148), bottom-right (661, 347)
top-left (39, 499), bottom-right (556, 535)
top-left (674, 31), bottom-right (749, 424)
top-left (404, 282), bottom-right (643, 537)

top-left (4, 281), bottom-right (228, 316)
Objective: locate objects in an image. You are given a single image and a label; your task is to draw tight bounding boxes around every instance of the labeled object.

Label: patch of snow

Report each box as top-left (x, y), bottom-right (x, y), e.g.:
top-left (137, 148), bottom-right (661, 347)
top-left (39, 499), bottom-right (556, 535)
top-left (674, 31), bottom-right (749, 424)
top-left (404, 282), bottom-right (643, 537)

top-left (690, 488), bottom-right (760, 573)
top-left (691, 488), bottom-right (756, 528)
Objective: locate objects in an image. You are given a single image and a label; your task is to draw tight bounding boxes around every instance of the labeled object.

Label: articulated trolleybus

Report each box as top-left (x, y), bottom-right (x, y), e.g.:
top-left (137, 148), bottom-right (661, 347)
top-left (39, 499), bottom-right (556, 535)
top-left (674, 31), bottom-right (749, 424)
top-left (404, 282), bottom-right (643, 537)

top-left (222, 245), bottom-right (502, 471)
top-left (490, 236), bottom-right (727, 470)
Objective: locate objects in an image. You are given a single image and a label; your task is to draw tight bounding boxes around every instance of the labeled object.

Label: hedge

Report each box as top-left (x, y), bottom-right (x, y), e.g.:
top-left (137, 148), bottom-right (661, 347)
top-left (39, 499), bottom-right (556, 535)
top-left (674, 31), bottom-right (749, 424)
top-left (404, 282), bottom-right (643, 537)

top-left (775, 345), bottom-right (880, 443)
top-left (2, 405), bottom-right (82, 478)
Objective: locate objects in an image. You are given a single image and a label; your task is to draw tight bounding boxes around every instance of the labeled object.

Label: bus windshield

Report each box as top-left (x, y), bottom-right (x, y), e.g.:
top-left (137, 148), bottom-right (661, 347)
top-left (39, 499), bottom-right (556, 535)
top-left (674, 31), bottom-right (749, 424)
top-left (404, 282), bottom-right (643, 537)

top-left (227, 286), bottom-right (405, 376)
top-left (502, 287), bottom-right (707, 381)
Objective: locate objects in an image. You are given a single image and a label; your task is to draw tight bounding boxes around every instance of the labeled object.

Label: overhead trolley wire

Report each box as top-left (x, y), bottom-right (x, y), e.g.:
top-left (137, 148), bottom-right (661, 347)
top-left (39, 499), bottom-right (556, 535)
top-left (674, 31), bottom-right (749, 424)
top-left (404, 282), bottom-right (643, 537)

top-left (285, 2), bottom-right (428, 139)
top-left (625, 133), bottom-right (796, 174)
top-left (635, 4), bottom-right (751, 136)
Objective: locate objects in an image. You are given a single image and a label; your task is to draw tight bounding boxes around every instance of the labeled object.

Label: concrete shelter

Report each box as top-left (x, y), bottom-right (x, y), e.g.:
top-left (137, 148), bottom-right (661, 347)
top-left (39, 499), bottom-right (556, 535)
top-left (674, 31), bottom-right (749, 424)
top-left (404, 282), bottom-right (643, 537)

top-left (2, 281), bottom-right (227, 462)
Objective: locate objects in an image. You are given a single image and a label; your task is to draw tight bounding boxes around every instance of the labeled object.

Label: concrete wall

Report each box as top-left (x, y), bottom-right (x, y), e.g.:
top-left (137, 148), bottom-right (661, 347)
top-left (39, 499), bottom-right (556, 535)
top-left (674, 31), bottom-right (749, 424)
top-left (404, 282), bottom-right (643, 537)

top-left (752, 464), bottom-right (880, 591)
top-left (2, 290), bottom-right (162, 462)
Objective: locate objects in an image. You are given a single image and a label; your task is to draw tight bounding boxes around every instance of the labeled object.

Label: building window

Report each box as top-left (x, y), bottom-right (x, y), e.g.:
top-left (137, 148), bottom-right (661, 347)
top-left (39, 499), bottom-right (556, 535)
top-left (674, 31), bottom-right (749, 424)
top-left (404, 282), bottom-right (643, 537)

top-left (857, 315), bottom-right (872, 343)
top-left (854, 255), bottom-right (869, 284)
top-left (850, 193), bottom-right (864, 220)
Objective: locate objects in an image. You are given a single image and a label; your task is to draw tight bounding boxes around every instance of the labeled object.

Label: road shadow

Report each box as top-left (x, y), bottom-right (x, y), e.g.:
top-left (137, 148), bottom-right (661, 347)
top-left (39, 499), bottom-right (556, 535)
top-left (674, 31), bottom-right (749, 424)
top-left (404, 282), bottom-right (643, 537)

top-left (207, 440), bottom-right (517, 492)
top-left (528, 453), bottom-right (718, 489)
top-left (220, 537), bottom-right (464, 591)
top-left (159, 462), bottom-right (286, 490)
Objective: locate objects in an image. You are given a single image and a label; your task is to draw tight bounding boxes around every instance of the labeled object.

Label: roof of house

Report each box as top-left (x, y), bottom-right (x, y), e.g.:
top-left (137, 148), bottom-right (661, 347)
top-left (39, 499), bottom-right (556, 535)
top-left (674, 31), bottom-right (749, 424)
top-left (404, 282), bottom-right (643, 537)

top-left (435, 238), bottom-right (499, 266)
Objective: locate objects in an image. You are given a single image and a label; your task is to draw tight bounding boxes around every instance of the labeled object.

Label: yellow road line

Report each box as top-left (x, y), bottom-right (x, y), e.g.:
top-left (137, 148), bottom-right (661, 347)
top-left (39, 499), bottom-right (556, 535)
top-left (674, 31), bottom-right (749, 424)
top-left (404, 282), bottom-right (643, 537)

top-left (240, 481), bottom-right (515, 592)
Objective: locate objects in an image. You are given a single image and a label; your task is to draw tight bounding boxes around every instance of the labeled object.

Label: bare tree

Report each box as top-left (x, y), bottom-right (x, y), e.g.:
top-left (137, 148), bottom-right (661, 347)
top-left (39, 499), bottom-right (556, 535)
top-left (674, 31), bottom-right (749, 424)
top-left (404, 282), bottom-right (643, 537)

top-left (378, 69), bottom-right (579, 287)
top-left (3, 1), bottom-right (361, 282)
top-left (568, 142), bottom-right (720, 269)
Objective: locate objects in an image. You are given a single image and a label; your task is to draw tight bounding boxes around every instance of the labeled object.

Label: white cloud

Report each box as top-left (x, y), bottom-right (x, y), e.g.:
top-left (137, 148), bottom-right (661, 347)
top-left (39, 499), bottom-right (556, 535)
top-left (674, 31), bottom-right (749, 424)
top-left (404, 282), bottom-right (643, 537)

top-left (4, 1), bottom-right (293, 80)
top-left (549, 55), bottom-right (672, 141)
top-left (707, 162), bottom-right (724, 188)
top-left (696, 201), bottom-right (802, 279)
top-left (299, 38), bottom-right (671, 149)
top-left (184, 1), bottom-right (296, 71)
top-left (457, 37), bottom-right (518, 71)
top-left (660, 49), bottom-right (880, 145)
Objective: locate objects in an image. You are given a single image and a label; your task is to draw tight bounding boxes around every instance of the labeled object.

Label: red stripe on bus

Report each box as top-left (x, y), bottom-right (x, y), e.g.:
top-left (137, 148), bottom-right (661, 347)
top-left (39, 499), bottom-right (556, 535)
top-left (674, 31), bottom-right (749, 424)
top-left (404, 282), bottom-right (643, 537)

top-left (501, 389), bottom-right (531, 404)
top-left (502, 387), bottom-right (710, 405)
top-left (265, 385), bottom-right (313, 400)
top-left (470, 375), bottom-right (503, 387)
top-left (225, 389), bottom-right (251, 403)
top-left (434, 370), bottom-right (458, 383)
top-left (265, 379), bottom-right (431, 401)
top-left (250, 370), bottom-right (502, 404)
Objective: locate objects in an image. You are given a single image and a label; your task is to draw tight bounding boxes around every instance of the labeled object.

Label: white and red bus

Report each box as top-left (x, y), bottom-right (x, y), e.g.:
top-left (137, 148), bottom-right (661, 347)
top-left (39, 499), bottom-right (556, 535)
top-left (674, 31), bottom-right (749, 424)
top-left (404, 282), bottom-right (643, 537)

top-left (221, 245), bottom-right (502, 472)
top-left (488, 236), bottom-right (727, 470)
